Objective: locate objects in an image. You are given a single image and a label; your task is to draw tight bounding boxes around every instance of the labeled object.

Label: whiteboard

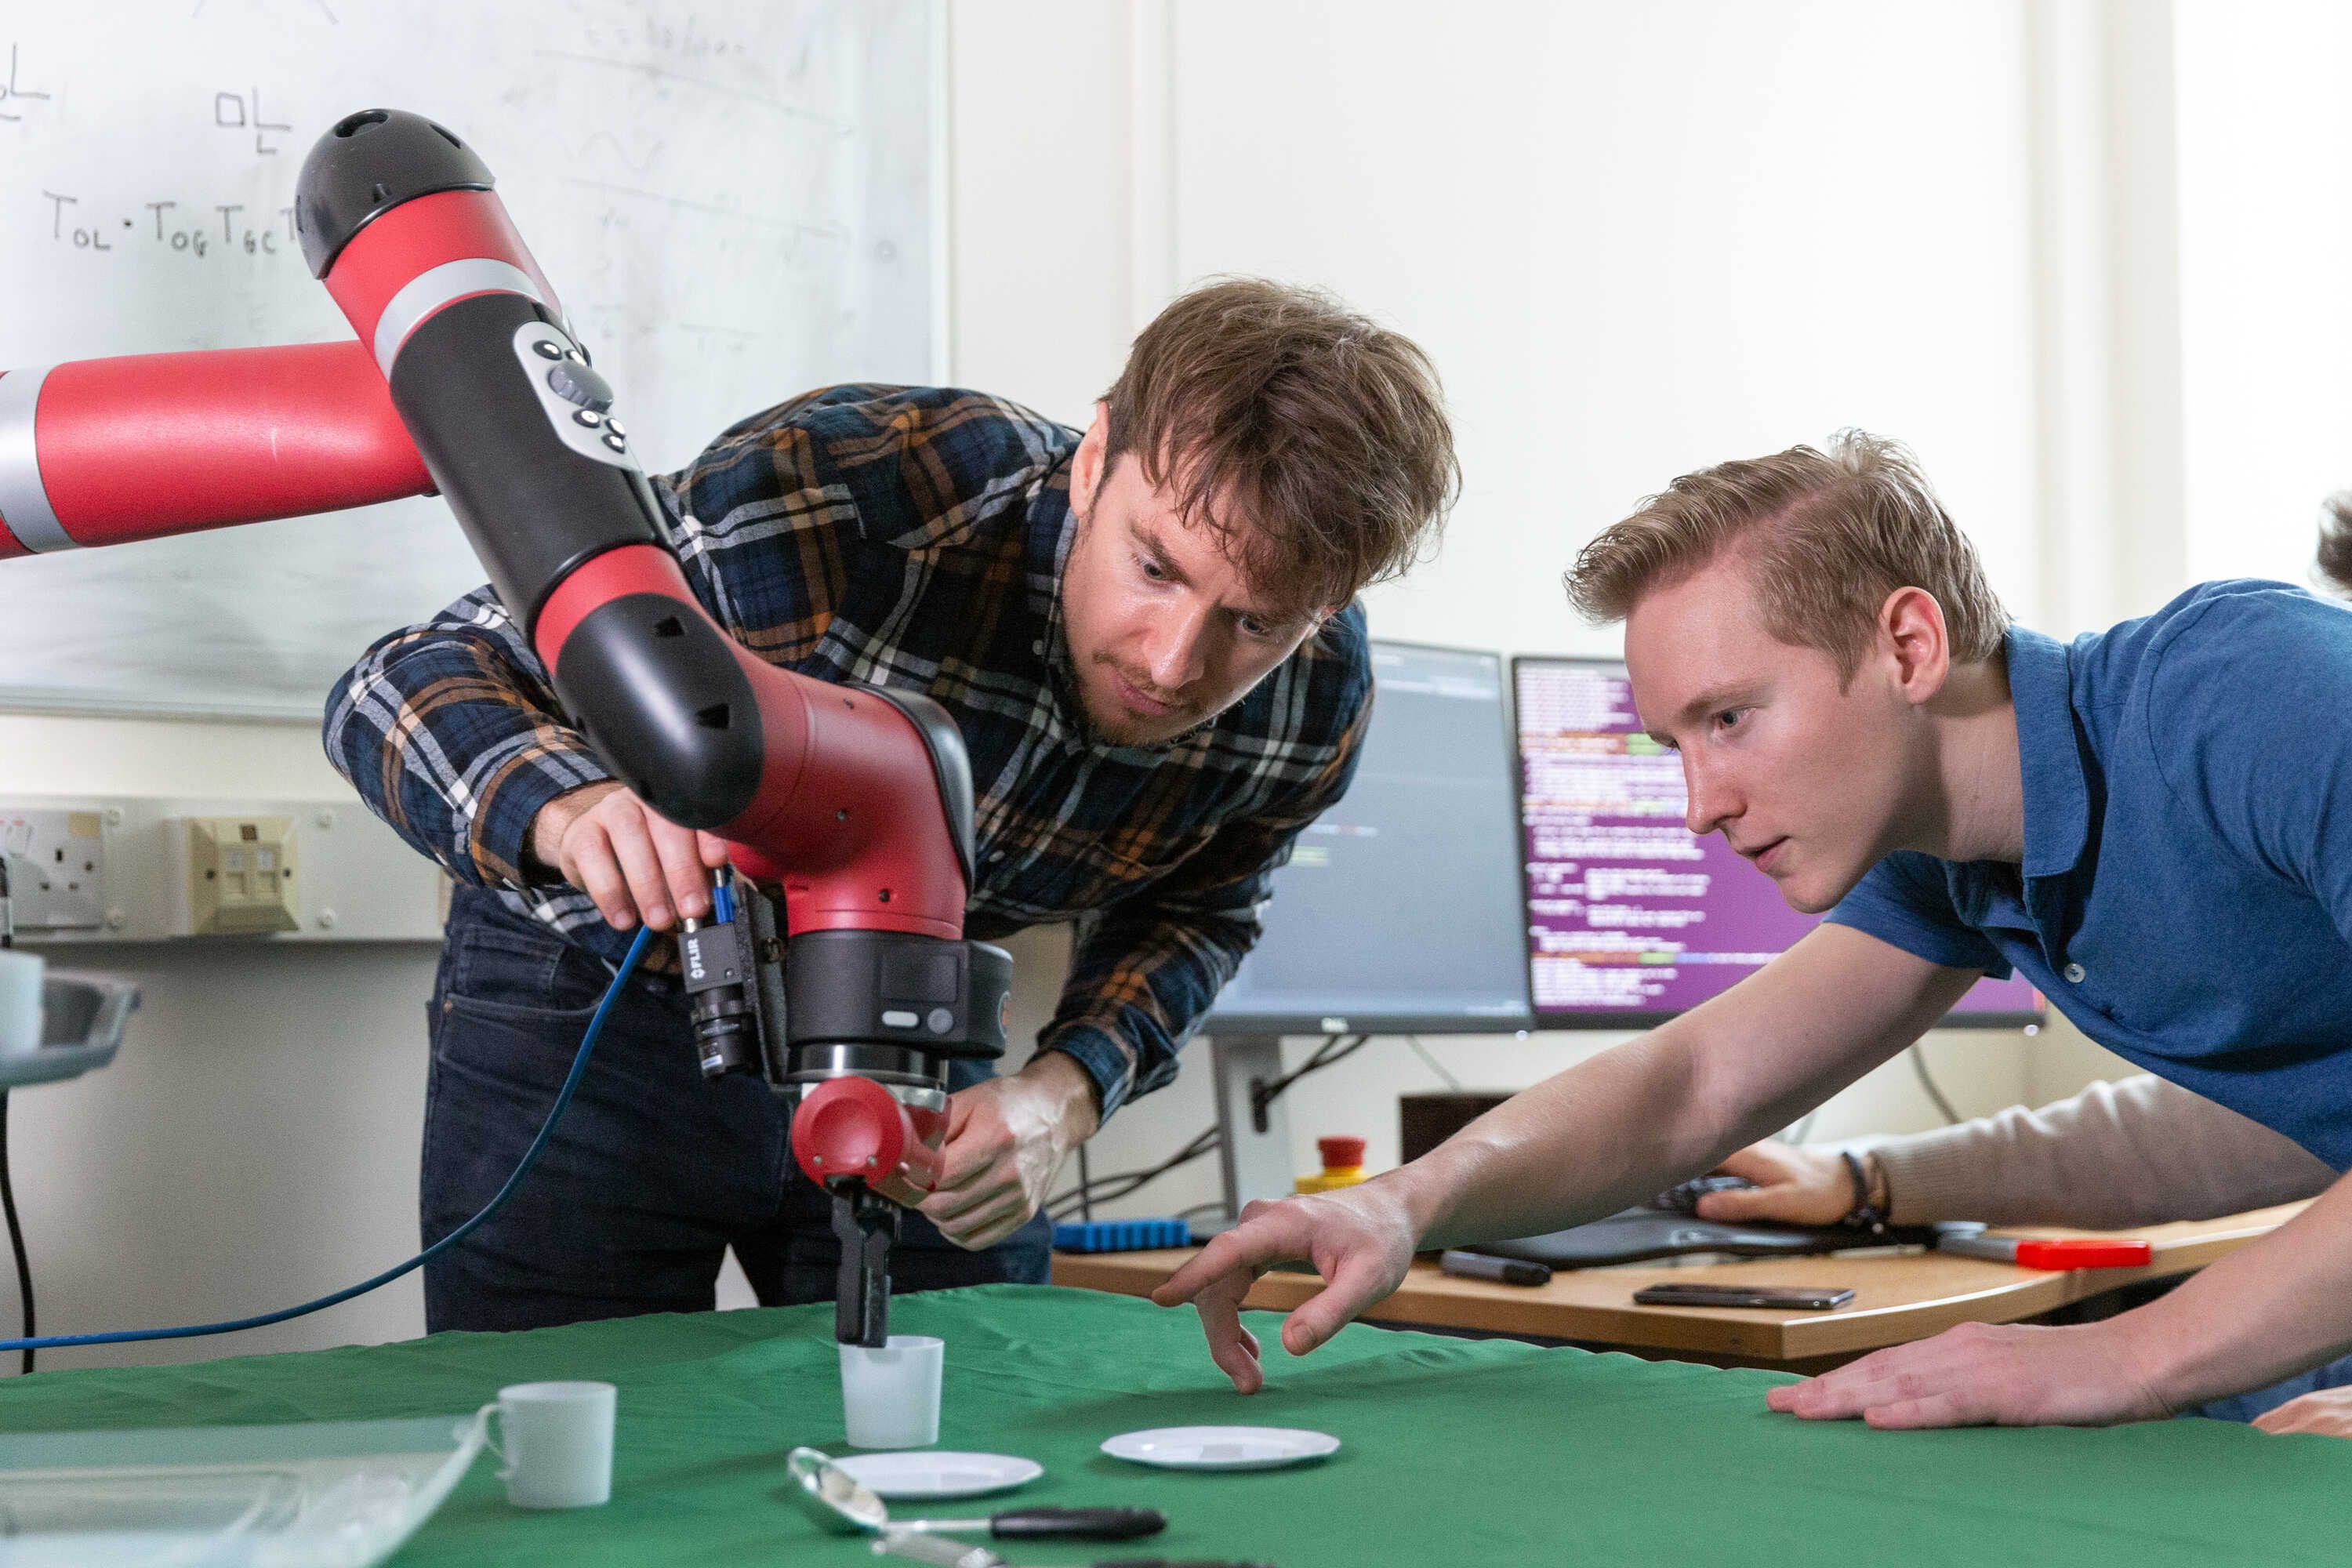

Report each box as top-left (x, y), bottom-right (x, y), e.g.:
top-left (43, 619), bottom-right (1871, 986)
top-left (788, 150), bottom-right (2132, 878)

top-left (0, 0), bottom-right (940, 718)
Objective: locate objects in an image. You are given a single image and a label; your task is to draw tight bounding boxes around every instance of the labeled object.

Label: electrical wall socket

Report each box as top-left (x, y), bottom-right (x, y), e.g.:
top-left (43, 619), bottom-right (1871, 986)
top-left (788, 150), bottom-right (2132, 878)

top-left (0, 808), bottom-right (107, 932)
top-left (172, 816), bottom-right (301, 936)
top-left (0, 796), bottom-right (443, 943)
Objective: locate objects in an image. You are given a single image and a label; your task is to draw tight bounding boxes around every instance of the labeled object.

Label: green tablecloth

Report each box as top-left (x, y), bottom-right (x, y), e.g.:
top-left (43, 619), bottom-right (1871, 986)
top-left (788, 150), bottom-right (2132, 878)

top-left (2, 1283), bottom-right (2347, 1566)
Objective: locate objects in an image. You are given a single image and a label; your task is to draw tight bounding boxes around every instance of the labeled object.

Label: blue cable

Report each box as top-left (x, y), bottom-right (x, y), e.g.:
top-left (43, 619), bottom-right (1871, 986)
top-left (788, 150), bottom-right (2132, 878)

top-left (0, 925), bottom-right (655, 1356)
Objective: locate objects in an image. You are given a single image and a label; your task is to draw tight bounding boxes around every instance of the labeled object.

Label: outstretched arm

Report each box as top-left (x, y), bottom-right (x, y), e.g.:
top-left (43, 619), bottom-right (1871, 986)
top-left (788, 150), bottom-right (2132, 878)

top-left (1771, 1168), bottom-right (2352, 1429)
top-left (1153, 925), bottom-right (1977, 1391)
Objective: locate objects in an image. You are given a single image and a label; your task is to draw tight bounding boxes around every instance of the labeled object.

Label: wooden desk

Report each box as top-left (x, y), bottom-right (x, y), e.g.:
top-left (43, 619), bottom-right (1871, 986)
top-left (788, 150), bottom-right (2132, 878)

top-left (1052, 1202), bottom-right (2305, 1371)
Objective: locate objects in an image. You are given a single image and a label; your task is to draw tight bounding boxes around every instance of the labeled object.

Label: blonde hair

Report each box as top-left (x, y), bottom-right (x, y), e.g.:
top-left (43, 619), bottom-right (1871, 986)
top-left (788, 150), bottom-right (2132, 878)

top-left (1566, 430), bottom-right (2009, 676)
top-left (2319, 494), bottom-right (2352, 596)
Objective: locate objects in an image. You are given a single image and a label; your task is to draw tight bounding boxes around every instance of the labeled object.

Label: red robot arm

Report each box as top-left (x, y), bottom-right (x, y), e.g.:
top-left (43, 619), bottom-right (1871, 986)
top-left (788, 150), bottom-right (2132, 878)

top-left (0, 107), bottom-right (1011, 1346)
top-left (0, 342), bottom-right (428, 558)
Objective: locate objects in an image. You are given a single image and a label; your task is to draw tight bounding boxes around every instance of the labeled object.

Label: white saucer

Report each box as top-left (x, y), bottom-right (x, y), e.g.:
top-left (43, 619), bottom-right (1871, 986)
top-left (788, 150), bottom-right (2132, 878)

top-left (832, 1450), bottom-right (1043, 1500)
top-left (1100, 1425), bottom-right (1341, 1471)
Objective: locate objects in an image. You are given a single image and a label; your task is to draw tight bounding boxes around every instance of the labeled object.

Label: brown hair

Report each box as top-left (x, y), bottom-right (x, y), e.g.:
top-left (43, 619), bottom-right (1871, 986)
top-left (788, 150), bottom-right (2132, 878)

top-left (1565, 430), bottom-right (2009, 676)
top-left (2319, 495), bottom-right (2352, 596)
top-left (1102, 278), bottom-right (1458, 618)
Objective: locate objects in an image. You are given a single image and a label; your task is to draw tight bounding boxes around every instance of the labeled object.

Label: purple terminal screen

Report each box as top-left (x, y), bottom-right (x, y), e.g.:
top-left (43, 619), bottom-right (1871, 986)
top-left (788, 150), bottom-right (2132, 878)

top-left (1516, 658), bottom-right (2042, 1022)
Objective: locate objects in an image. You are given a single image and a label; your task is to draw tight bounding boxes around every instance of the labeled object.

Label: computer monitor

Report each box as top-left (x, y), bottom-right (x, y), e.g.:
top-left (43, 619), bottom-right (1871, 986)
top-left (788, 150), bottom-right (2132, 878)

top-left (1203, 641), bottom-right (1536, 1035)
top-left (1513, 655), bottom-right (2044, 1028)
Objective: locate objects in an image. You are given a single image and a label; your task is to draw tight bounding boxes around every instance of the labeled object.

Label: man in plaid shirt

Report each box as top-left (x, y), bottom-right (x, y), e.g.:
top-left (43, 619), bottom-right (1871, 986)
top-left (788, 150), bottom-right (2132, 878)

top-left (325, 279), bottom-right (1459, 1331)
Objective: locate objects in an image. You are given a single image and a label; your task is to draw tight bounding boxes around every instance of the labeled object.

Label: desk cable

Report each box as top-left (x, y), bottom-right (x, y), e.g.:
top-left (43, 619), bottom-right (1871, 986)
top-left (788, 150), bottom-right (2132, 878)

top-left (1047, 1032), bottom-right (1371, 1221)
top-left (1909, 1043), bottom-right (1963, 1125)
top-left (0, 1093), bottom-right (28, 1375)
top-left (0, 860), bottom-right (31, 1374)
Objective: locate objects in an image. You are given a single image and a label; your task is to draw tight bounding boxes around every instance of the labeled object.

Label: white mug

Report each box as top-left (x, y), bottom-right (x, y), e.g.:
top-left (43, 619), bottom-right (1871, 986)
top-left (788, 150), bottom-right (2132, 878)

top-left (0, 950), bottom-right (44, 1058)
top-left (481, 1380), bottom-right (616, 1509)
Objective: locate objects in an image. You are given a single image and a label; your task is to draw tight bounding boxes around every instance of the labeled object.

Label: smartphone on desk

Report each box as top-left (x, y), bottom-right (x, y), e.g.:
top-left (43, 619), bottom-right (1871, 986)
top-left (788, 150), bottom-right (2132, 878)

top-left (1632, 1282), bottom-right (1855, 1311)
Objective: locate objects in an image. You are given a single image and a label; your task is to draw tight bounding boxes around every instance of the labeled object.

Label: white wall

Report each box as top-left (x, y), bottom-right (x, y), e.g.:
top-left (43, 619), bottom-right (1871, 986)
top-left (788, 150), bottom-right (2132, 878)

top-left (2172, 1), bottom-right (2352, 591)
top-left (1174, 2), bottom-right (2046, 659)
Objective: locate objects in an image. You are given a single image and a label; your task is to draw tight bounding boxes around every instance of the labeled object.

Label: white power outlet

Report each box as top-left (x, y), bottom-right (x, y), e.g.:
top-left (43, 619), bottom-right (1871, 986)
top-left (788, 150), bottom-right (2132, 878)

top-left (0, 796), bottom-right (443, 943)
top-left (0, 808), bottom-right (107, 932)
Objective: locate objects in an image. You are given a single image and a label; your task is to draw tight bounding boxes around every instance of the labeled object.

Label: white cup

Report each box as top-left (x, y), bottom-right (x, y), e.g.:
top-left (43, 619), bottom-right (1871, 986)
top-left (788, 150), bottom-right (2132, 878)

top-left (483, 1381), bottom-right (616, 1509)
top-left (0, 950), bottom-right (44, 1058)
top-left (839, 1335), bottom-right (944, 1450)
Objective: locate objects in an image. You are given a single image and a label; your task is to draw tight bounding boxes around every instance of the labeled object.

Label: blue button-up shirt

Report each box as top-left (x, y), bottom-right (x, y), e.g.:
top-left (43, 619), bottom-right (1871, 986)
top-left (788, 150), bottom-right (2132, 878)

top-left (1827, 580), bottom-right (2352, 1168)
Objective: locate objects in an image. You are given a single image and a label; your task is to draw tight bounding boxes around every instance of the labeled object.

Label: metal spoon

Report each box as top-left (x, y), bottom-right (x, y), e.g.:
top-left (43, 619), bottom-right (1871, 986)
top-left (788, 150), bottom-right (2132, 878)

top-left (787, 1447), bottom-right (1165, 1541)
top-left (873, 1529), bottom-right (1272, 1568)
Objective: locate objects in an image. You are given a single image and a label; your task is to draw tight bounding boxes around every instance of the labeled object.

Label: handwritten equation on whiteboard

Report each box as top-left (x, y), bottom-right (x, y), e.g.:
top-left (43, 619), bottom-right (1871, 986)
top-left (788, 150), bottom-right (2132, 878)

top-left (0, 42), bottom-right (49, 122)
top-left (42, 196), bottom-right (297, 258)
top-left (0, 0), bottom-right (934, 719)
top-left (9, 36), bottom-right (303, 262)
top-left (3, 36), bottom-right (291, 142)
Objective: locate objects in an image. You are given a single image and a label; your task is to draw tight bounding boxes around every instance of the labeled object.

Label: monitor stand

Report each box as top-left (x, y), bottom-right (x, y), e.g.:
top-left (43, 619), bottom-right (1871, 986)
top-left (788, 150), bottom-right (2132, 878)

top-left (1199, 1033), bottom-right (1293, 1236)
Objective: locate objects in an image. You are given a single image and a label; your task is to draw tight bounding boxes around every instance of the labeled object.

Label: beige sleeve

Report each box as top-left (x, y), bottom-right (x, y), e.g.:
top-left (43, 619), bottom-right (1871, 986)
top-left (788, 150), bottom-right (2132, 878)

top-left (1871, 1073), bottom-right (2336, 1229)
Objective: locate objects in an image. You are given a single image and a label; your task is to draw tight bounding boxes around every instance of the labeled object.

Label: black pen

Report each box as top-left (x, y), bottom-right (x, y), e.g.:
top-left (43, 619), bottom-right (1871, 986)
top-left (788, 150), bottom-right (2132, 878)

top-left (1438, 1250), bottom-right (1552, 1287)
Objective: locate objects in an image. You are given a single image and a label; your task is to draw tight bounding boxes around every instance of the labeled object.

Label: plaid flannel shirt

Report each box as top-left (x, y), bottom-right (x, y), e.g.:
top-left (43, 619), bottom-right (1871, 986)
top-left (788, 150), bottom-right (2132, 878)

top-left (323, 385), bottom-right (1371, 1117)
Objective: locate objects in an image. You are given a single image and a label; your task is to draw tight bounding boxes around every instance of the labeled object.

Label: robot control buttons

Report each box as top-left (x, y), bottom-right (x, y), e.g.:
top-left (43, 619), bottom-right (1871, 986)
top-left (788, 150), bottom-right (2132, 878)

top-left (510, 323), bottom-right (637, 474)
top-left (546, 360), bottom-right (615, 412)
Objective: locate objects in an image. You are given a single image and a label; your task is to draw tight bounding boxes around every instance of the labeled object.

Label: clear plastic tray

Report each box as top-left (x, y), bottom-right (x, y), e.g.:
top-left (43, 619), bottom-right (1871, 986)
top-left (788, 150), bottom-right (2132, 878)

top-left (0, 1413), bottom-right (488, 1567)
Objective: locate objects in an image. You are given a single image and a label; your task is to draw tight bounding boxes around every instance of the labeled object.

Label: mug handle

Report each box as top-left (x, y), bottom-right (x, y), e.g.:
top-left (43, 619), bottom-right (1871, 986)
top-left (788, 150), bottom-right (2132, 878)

top-left (467, 1401), bottom-right (516, 1483)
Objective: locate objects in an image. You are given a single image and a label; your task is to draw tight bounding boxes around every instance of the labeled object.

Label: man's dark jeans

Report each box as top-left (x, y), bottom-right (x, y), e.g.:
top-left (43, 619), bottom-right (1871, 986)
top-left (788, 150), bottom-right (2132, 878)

top-left (421, 884), bottom-right (1050, 1333)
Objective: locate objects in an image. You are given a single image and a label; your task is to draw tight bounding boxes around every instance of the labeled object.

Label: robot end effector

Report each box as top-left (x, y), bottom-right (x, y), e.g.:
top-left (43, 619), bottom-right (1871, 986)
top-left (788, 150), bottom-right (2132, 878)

top-left (0, 108), bottom-right (1014, 1346)
top-left (684, 877), bottom-right (1015, 1347)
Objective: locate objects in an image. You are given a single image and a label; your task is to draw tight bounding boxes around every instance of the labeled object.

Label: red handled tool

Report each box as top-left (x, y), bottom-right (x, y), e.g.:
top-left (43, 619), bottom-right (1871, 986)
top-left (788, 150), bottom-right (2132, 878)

top-left (1938, 1231), bottom-right (2153, 1269)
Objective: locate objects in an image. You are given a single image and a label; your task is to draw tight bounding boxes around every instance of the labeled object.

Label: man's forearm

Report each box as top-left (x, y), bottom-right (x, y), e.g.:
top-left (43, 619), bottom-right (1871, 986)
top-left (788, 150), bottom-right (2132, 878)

top-left (1875, 1073), bottom-right (2334, 1229)
top-left (1392, 1025), bottom-right (1720, 1250)
top-left (2123, 1166), bottom-right (2352, 1410)
top-left (1019, 1047), bottom-right (1103, 1146)
top-left (1391, 927), bottom-right (1976, 1250)
top-left (1045, 901), bottom-right (1255, 1120)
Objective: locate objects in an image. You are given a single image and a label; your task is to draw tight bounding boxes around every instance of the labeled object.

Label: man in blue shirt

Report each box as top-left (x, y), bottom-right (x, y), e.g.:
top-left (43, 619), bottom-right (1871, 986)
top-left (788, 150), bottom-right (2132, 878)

top-left (1158, 433), bottom-right (2352, 1432)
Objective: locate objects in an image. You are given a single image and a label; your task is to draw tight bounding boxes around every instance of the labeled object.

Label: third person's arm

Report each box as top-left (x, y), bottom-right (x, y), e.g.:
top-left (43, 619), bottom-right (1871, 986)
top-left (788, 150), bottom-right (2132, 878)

top-left (1154, 924), bottom-right (1980, 1390)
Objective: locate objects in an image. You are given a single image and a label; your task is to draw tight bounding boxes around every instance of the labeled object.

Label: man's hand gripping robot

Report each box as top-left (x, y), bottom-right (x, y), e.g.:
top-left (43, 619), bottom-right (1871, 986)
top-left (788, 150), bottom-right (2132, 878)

top-left (0, 110), bottom-right (1011, 1347)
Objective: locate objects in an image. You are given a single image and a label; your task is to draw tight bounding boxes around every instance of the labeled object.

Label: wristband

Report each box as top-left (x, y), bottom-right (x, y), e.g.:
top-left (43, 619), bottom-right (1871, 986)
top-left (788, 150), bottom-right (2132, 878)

top-left (1838, 1149), bottom-right (1889, 1236)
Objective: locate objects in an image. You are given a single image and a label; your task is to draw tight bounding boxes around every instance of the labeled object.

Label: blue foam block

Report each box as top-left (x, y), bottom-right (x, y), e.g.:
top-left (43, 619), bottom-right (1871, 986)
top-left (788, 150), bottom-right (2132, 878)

top-left (1051, 1218), bottom-right (1193, 1253)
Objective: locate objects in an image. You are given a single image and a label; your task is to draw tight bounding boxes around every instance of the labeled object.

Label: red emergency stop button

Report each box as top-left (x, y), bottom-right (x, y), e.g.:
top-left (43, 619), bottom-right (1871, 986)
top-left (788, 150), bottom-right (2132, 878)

top-left (1319, 1136), bottom-right (1367, 1169)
